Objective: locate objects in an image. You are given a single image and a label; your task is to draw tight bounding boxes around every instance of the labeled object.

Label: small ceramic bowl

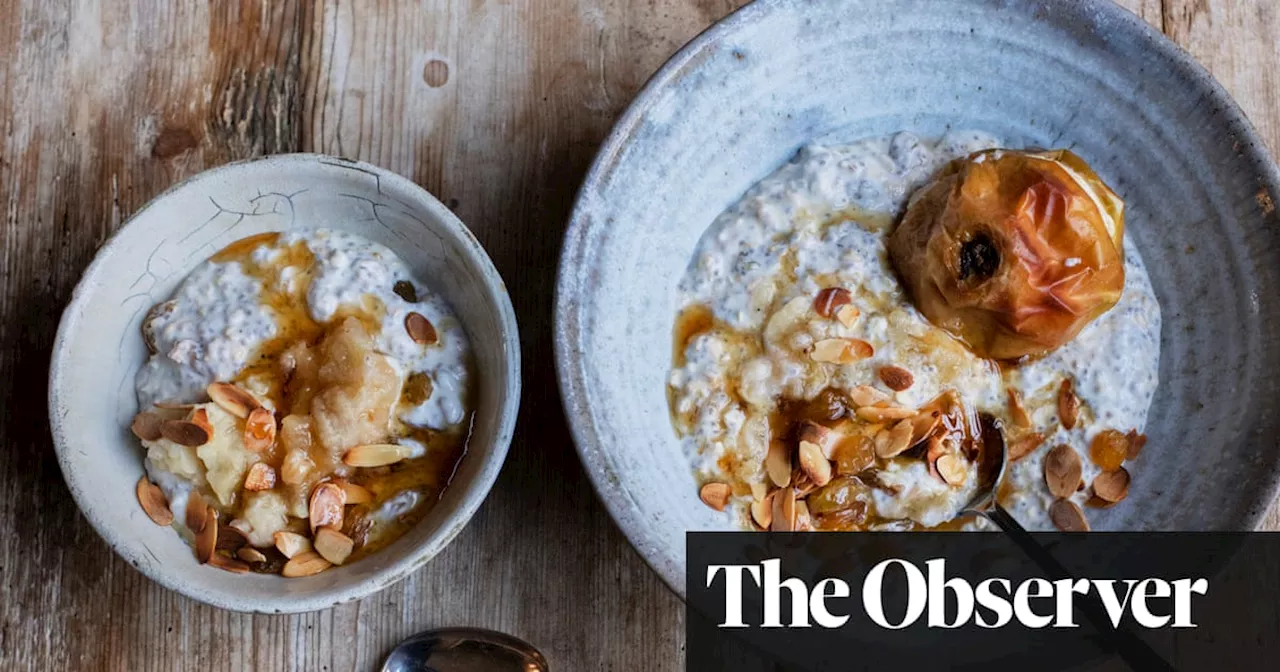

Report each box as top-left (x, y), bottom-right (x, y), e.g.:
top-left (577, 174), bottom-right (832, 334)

top-left (49, 154), bottom-right (521, 613)
top-left (556, 0), bottom-right (1280, 595)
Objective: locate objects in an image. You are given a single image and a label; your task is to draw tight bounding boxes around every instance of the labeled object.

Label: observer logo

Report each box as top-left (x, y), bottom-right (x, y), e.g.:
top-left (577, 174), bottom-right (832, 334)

top-left (708, 558), bottom-right (1208, 630)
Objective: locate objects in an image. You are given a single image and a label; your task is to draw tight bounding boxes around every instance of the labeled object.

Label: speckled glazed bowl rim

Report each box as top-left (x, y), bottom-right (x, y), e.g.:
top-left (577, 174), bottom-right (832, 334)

top-left (49, 153), bottom-right (521, 613)
top-left (555, 0), bottom-right (1280, 596)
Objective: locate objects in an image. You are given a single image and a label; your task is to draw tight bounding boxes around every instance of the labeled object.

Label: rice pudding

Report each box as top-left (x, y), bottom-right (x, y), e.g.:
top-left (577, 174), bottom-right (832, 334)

top-left (131, 229), bottom-right (474, 575)
top-left (668, 131), bottom-right (1160, 532)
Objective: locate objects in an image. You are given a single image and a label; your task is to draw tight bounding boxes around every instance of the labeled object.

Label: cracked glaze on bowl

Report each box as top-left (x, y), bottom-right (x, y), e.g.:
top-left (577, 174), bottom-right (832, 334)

top-left (49, 155), bottom-right (521, 613)
top-left (555, 0), bottom-right (1280, 596)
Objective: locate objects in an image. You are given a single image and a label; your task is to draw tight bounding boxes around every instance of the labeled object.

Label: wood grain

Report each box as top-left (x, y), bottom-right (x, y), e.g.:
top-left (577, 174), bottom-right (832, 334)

top-left (0, 0), bottom-right (1275, 669)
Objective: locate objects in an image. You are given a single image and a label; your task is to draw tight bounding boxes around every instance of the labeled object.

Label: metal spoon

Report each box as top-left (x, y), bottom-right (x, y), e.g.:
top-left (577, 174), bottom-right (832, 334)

top-left (961, 417), bottom-right (1176, 672)
top-left (381, 627), bottom-right (549, 672)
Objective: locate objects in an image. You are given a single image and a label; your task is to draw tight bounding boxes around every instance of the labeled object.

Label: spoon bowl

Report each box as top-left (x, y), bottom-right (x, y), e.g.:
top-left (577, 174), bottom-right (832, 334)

top-left (381, 628), bottom-right (549, 672)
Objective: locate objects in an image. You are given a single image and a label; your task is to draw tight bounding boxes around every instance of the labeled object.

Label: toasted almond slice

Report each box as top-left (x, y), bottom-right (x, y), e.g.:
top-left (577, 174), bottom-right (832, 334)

top-left (229, 518), bottom-right (254, 537)
top-left (935, 454), bottom-right (967, 486)
top-left (185, 491), bottom-right (209, 532)
top-left (875, 419), bottom-right (915, 459)
top-left (908, 410), bottom-right (941, 448)
top-left (856, 405), bottom-right (916, 422)
top-left (1044, 444), bottom-right (1083, 498)
top-left (131, 412), bottom-right (165, 441)
top-left (282, 550), bottom-right (332, 578)
top-left (878, 366), bottom-right (914, 392)
top-left (1058, 378), bottom-right (1079, 430)
top-left (751, 493), bottom-right (775, 529)
top-left (1125, 430), bottom-right (1147, 460)
top-left (195, 506), bottom-right (218, 564)
top-left (835, 304), bottom-right (860, 328)
top-left (1006, 387), bottom-right (1032, 429)
top-left (699, 482), bottom-right (732, 511)
top-left (274, 531), bottom-right (313, 559)
top-left (209, 552), bottom-right (250, 574)
top-left (405, 312), bottom-right (439, 345)
top-left (810, 338), bottom-right (873, 364)
top-left (794, 500), bottom-right (813, 532)
top-left (1008, 432), bottom-right (1046, 462)
top-left (1092, 468), bottom-right (1131, 503)
top-left (237, 547), bottom-right (268, 564)
top-left (765, 439), bottom-right (792, 488)
top-left (160, 418), bottom-right (210, 447)
top-left (796, 421), bottom-right (840, 459)
top-left (1049, 499), bottom-right (1090, 532)
top-left (335, 480), bottom-right (374, 505)
top-left (848, 385), bottom-right (890, 408)
top-left (813, 287), bottom-right (853, 318)
top-left (1086, 495), bottom-right (1119, 509)
top-left (797, 441), bottom-right (833, 487)
top-left (216, 524), bottom-right (248, 552)
top-left (749, 481), bottom-right (768, 503)
top-left (343, 443), bottom-right (412, 468)
top-left (309, 482), bottom-right (346, 532)
top-left (206, 382), bottom-right (260, 419)
top-left (136, 476), bottom-right (174, 526)
top-left (925, 435), bottom-right (946, 482)
top-left (314, 526), bottom-right (355, 565)
top-left (244, 463), bottom-right (277, 491)
top-left (242, 407), bottom-right (277, 453)
top-left (153, 400), bottom-right (196, 410)
top-left (771, 488), bottom-right (797, 532)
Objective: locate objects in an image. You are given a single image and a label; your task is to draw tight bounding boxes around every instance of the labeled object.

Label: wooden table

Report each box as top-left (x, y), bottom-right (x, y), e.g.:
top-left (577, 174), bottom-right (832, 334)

top-left (0, 0), bottom-right (1275, 669)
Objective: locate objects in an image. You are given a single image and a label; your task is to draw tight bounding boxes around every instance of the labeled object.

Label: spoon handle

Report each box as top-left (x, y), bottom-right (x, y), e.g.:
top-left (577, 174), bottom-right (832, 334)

top-left (984, 504), bottom-right (1178, 672)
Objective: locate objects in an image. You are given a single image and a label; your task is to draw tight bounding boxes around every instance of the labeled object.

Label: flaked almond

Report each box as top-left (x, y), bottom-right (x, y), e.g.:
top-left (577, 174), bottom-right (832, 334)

top-left (1044, 444), bottom-right (1083, 498)
top-left (1008, 432), bottom-right (1045, 462)
top-left (810, 338), bottom-right (873, 364)
top-left (835, 304), bottom-right (860, 328)
top-left (926, 435), bottom-right (947, 482)
top-left (236, 547), bottom-right (268, 564)
top-left (908, 411), bottom-right (942, 448)
top-left (699, 482), bottom-right (732, 511)
top-left (771, 488), bottom-right (797, 532)
top-left (813, 287), bottom-right (853, 318)
top-left (185, 491), bottom-right (209, 532)
top-left (935, 454), bottom-right (967, 486)
top-left (1092, 468), bottom-right (1131, 503)
top-left (794, 500), bottom-right (813, 532)
top-left (856, 405), bottom-right (916, 422)
top-left (216, 525), bottom-right (247, 553)
top-left (1125, 430), bottom-right (1147, 460)
top-left (309, 482), bottom-right (346, 532)
top-left (343, 443), bottom-right (412, 468)
top-left (751, 493), bottom-right (774, 529)
top-left (131, 412), bottom-right (165, 441)
top-left (206, 382), bottom-right (260, 418)
top-left (282, 550), bottom-right (332, 578)
top-left (1006, 388), bottom-right (1032, 428)
top-left (136, 477), bottom-right (174, 526)
top-left (765, 439), bottom-right (792, 488)
top-left (797, 441), bottom-right (833, 487)
top-left (878, 366), bottom-right (914, 392)
top-left (195, 506), bottom-right (218, 564)
top-left (405, 312), bottom-right (439, 345)
top-left (228, 518), bottom-right (253, 537)
top-left (314, 526), bottom-right (355, 565)
top-left (153, 400), bottom-right (196, 410)
top-left (335, 480), bottom-right (374, 505)
top-left (243, 407), bottom-right (277, 453)
top-left (244, 463), bottom-right (277, 491)
top-left (1086, 495), bottom-right (1119, 509)
top-left (1049, 499), bottom-right (1090, 532)
top-left (274, 531), bottom-right (313, 559)
top-left (161, 417), bottom-right (210, 447)
top-left (1058, 378), bottom-right (1079, 430)
top-left (848, 385), bottom-right (890, 408)
top-left (750, 481), bottom-right (768, 503)
top-left (209, 552), bottom-right (250, 574)
top-left (874, 419), bottom-right (915, 459)
top-left (797, 421), bottom-right (840, 459)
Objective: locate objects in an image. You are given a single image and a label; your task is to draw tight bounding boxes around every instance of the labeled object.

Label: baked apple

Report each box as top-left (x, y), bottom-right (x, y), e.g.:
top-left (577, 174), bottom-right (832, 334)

top-left (888, 149), bottom-right (1125, 360)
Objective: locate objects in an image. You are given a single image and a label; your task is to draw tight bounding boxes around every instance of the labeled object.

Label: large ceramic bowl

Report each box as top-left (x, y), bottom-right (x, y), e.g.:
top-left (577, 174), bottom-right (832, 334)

top-left (50, 154), bottom-right (521, 612)
top-left (556, 0), bottom-right (1280, 595)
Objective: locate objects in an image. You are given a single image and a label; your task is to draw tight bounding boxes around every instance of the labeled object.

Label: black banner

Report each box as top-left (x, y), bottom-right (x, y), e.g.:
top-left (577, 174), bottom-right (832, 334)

top-left (687, 533), bottom-right (1280, 671)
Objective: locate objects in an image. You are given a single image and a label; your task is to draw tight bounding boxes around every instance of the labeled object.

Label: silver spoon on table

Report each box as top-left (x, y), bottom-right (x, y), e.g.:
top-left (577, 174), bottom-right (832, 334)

top-left (961, 416), bottom-right (1176, 672)
top-left (381, 627), bottom-right (549, 672)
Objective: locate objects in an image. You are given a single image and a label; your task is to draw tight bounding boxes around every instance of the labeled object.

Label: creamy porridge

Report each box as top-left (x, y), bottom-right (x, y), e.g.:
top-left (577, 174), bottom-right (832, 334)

top-left (131, 229), bottom-right (474, 575)
top-left (668, 131), bottom-right (1160, 532)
